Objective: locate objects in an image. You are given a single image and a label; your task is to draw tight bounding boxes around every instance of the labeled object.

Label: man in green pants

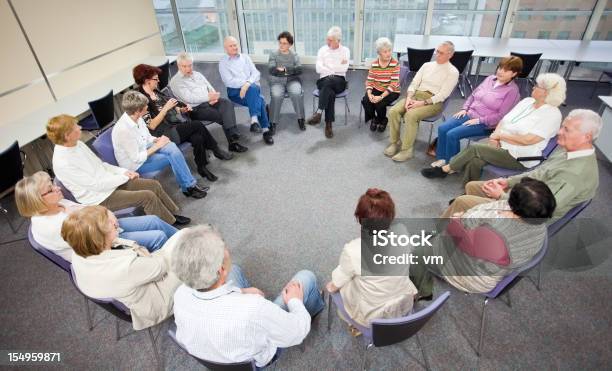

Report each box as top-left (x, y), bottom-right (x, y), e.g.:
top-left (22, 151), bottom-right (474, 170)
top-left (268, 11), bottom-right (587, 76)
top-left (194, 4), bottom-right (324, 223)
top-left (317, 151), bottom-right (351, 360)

top-left (384, 41), bottom-right (459, 162)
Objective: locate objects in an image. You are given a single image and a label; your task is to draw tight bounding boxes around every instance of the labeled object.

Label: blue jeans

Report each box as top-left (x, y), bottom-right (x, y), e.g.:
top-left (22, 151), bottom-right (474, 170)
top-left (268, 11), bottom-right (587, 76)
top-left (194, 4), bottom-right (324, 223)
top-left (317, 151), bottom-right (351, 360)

top-left (227, 85), bottom-right (270, 129)
top-left (118, 215), bottom-right (178, 252)
top-left (137, 142), bottom-right (196, 192)
top-left (436, 116), bottom-right (491, 162)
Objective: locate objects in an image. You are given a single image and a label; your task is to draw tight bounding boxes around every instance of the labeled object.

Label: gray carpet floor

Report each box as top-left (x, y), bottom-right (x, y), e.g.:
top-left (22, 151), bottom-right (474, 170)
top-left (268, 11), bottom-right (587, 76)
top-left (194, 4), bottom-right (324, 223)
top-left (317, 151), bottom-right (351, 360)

top-left (0, 62), bottom-right (611, 370)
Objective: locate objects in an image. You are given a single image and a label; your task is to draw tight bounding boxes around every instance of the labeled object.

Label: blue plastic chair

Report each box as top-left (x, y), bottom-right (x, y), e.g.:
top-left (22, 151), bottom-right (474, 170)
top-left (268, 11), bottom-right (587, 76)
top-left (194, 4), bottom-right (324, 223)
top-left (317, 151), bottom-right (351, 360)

top-left (482, 136), bottom-right (558, 179)
top-left (27, 225), bottom-right (71, 272)
top-left (168, 322), bottom-right (257, 371)
top-left (312, 88), bottom-right (350, 126)
top-left (547, 199), bottom-right (591, 237)
top-left (327, 290), bottom-right (450, 370)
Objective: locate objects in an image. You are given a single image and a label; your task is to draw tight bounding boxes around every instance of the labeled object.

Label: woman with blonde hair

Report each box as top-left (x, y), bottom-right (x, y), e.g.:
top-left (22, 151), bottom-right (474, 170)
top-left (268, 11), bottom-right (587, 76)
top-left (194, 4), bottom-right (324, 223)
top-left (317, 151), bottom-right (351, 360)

top-left (62, 205), bottom-right (181, 330)
top-left (15, 171), bottom-right (178, 261)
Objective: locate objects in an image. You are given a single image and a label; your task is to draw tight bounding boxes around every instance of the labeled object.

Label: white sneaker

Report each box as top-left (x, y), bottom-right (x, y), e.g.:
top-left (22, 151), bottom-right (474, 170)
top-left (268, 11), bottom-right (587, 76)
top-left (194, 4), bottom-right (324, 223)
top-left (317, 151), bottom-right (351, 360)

top-left (431, 159), bottom-right (446, 167)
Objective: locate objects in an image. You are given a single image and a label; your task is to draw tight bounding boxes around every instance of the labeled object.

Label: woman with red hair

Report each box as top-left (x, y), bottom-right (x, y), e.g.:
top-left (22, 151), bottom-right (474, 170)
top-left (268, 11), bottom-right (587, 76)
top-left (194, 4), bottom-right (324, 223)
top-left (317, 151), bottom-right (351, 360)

top-left (325, 188), bottom-right (417, 333)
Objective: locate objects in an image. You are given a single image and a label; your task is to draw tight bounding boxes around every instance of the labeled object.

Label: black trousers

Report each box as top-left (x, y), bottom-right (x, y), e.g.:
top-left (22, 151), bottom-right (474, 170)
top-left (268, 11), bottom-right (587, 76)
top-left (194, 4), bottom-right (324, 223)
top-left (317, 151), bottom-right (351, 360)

top-left (190, 97), bottom-right (238, 142)
top-left (316, 75), bottom-right (347, 123)
top-left (361, 89), bottom-right (400, 124)
top-left (172, 120), bottom-right (218, 169)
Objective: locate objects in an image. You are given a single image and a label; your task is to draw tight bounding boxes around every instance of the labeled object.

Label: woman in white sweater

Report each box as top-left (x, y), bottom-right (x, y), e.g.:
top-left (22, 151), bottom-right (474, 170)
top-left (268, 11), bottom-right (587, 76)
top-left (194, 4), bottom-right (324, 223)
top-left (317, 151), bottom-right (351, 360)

top-left (326, 188), bottom-right (417, 331)
top-left (15, 171), bottom-right (178, 261)
top-left (62, 205), bottom-right (182, 330)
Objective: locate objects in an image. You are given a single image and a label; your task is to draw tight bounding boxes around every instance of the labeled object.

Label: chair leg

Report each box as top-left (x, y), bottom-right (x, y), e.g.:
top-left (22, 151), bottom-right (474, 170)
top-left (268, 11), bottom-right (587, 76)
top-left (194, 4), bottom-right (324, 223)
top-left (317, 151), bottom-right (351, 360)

top-left (415, 333), bottom-right (431, 371)
top-left (312, 96), bottom-right (316, 115)
top-left (148, 327), bottom-right (162, 370)
top-left (477, 298), bottom-right (489, 357)
top-left (84, 296), bottom-right (93, 331)
top-left (327, 292), bottom-right (333, 332)
top-left (344, 96), bottom-right (349, 126)
top-left (1, 206), bottom-right (25, 234)
top-left (362, 343), bottom-right (373, 371)
top-left (358, 104), bottom-right (363, 128)
top-left (536, 262), bottom-right (543, 291)
top-left (427, 123), bottom-right (434, 148)
top-left (115, 317), bottom-right (121, 341)
top-left (458, 75), bottom-right (466, 98)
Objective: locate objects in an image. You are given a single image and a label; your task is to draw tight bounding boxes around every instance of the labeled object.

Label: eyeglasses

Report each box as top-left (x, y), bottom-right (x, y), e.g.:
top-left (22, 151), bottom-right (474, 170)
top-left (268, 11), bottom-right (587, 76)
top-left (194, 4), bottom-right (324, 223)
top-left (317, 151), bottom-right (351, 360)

top-left (150, 77), bottom-right (160, 82)
top-left (40, 185), bottom-right (57, 197)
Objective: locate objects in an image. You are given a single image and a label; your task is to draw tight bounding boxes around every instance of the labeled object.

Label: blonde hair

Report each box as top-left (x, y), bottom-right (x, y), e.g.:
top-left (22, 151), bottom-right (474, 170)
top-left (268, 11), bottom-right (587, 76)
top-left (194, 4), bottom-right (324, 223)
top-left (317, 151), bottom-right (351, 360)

top-left (61, 205), bottom-right (111, 258)
top-left (535, 73), bottom-right (567, 107)
top-left (47, 114), bottom-right (78, 145)
top-left (15, 171), bottom-right (52, 217)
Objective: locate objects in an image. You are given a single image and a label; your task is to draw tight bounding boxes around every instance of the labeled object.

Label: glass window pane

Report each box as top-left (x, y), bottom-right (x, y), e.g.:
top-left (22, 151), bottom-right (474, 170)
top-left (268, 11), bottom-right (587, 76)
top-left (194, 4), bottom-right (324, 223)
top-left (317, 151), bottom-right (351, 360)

top-left (241, 0), bottom-right (288, 55)
top-left (153, 0), bottom-right (183, 54)
top-left (518, 0), bottom-right (597, 11)
top-left (431, 12), bottom-right (499, 37)
top-left (365, 0), bottom-right (427, 10)
top-left (434, 0), bottom-right (503, 11)
top-left (593, 13), bottom-right (612, 40)
top-left (176, 0), bottom-right (231, 54)
top-left (362, 11), bottom-right (426, 60)
top-left (293, 0), bottom-right (356, 57)
top-left (512, 14), bottom-right (592, 39)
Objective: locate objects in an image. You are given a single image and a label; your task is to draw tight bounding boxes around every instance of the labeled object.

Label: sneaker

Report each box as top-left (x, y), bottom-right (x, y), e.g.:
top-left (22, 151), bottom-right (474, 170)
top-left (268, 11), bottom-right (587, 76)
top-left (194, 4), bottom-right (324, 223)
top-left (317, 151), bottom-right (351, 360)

top-left (430, 159), bottom-right (446, 167)
top-left (384, 143), bottom-right (400, 157)
top-left (391, 150), bottom-right (413, 162)
top-left (421, 167), bottom-right (448, 179)
top-left (250, 123), bottom-right (262, 133)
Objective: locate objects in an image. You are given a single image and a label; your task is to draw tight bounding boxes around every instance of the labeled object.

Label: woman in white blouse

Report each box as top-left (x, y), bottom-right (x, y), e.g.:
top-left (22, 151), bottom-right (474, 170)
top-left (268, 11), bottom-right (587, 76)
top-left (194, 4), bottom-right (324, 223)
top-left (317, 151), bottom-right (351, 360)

top-left (421, 73), bottom-right (566, 185)
top-left (62, 205), bottom-right (182, 330)
top-left (325, 188), bottom-right (417, 332)
top-left (15, 171), bottom-right (178, 261)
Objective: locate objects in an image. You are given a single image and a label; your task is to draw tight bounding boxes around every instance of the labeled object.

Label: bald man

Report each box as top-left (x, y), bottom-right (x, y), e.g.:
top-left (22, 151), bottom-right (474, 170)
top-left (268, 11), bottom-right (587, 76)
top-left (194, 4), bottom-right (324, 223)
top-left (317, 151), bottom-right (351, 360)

top-left (219, 36), bottom-right (274, 145)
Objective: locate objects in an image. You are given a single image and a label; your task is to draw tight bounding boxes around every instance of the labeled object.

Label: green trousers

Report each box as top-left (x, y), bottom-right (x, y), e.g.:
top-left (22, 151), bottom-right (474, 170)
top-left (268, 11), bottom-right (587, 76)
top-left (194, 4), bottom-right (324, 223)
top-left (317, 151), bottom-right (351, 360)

top-left (449, 143), bottom-right (526, 185)
top-left (388, 91), bottom-right (443, 153)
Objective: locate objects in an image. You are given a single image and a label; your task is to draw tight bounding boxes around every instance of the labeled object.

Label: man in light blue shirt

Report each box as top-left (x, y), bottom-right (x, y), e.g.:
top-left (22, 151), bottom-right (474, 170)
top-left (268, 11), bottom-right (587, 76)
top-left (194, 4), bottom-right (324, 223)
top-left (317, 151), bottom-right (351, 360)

top-left (219, 36), bottom-right (274, 145)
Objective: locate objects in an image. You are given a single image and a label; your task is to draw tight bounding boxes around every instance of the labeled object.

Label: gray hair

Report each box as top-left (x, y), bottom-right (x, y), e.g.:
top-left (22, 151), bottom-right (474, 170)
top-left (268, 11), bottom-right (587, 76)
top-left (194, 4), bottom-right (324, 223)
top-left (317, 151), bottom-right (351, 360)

top-left (170, 225), bottom-right (226, 290)
top-left (535, 73), bottom-right (567, 107)
top-left (176, 52), bottom-right (193, 65)
top-left (327, 26), bottom-right (342, 41)
top-left (440, 40), bottom-right (455, 54)
top-left (375, 37), bottom-right (393, 53)
top-left (121, 90), bottom-right (149, 115)
top-left (567, 109), bottom-right (602, 140)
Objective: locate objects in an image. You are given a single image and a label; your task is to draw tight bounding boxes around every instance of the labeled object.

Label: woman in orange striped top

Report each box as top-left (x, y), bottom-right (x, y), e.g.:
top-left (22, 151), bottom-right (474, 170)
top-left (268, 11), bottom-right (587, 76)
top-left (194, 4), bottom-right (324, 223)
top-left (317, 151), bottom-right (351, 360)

top-left (362, 37), bottom-right (401, 132)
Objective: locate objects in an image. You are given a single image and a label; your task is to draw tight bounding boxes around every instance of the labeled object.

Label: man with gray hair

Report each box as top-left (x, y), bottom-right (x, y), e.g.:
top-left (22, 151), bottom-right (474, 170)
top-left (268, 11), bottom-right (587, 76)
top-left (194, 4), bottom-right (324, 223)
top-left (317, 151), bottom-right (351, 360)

top-left (385, 41), bottom-right (459, 161)
top-left (112, 90), bottom-right (208, 199)
top-left (169, 52), bottom-right (248, 153)
top-left (442, 109), bottom-right (602, 218)
top-left (171, 225), bottom-right (325, 367)
top-left (306, 26), bottom-right (351, 138)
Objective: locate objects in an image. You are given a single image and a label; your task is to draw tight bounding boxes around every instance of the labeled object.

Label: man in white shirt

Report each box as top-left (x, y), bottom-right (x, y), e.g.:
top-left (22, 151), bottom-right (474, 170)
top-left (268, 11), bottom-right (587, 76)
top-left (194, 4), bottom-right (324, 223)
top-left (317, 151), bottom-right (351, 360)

top-left (169, 52), bottom-right (248, 153)
top-left (385, 41), bottom-right (459, 162)
top-left (442, 109), bottom-right (601, 219)
top-left (47, 114), bottom-right (190, 226)
top-left (112, 91), bottom-right (208, 199)
top-left (170, 225), bottom-right (325, 368)
top-left (306, 26), bottom-right (350, 138)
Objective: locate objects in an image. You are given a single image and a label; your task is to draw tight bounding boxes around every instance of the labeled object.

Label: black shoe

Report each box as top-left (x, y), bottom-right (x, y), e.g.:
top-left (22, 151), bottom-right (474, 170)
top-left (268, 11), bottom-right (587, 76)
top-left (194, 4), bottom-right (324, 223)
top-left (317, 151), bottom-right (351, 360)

top-left (172, 215), bottom-right (191, 226)
top-left (369, 121), bottom-right (377, 131)
top-left (421, 167), bottom-right (448, 179)
top-left (230, 132), bottom-right (242, 141)
top-left (228, 142), bottom-right (248, 153)
top-left (377, 123), bottom-right (387, 133)
top-left (198, 167), bottom-right (218, 182)
top-left (448, 198), bottom-right (456, 206)
top-left (263, 131), bottom-right (274, 145)
top-left (269, 123), bottom-right (277, 136)
top-left (250, 123), bottom-right (262, 133)
top-left (183, 185), bottom-right (208, 199)
top-left (298, 118), bottom-right (306, 131)
top-left (213, 148), bottom-right (233, 160)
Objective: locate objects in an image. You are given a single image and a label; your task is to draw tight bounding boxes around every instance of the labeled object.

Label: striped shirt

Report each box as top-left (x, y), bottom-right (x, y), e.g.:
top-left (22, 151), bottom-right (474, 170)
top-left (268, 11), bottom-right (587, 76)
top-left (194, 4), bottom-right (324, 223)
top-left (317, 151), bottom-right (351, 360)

top-left (366, 58), bottom-right (400, 93)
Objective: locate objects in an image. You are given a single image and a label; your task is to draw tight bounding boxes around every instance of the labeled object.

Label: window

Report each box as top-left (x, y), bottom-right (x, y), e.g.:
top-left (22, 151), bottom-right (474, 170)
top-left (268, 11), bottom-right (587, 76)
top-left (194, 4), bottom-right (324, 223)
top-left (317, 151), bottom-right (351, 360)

top-left (512, 31), bottom-right (526, 38)
top-left (593, 11), bottom-right (612, 40)
top-left (153, 0), bottom-right (183, 54)
top-left (176, 0), bottom-right (232, 54)
top-left (513, 0), bottom-right (597, 40)
top-left (430, 0), bottom-right (503, 37)
top-left (557, 31), bottom-right (570, 39)
top-left (240, 0), bottom-right (289, 55)
top-left (362, 0), bottom-right (427, 60)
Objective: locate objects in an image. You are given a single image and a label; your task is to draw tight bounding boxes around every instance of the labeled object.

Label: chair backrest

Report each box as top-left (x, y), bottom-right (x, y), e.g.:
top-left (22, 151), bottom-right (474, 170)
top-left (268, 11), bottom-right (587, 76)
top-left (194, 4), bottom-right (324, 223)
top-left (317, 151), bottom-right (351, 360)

top-left (370, 291), bottom-right (450, 347)
top-left (485, 234), bottom-right (548, 299)
top-left (422, 98), bottom-right (450, 123)
top-left (92, 126), bottom-right (119, 166)
top-left (541, 136), bottom-right (558, 159)
top-left (0, 141), bottom-right (24, 195)
top-left (157, 60), bottom-right (170, 90)
top-left (407, 48), bottom-right (435, 72)
top-left (548, 199), bottom-right (591, 237)
top-left (450, 50), bottom-right (474, 74)
top-left (510, 52), bottom-right (542, 78)
top-left (88, 90), bottom-right (115, 129)
top-left (53, 178), bottom-right (77, 202)
top-left (27, 225), bottom-right (71, 272)
top-left (168, 323), bottom-right (256, 371)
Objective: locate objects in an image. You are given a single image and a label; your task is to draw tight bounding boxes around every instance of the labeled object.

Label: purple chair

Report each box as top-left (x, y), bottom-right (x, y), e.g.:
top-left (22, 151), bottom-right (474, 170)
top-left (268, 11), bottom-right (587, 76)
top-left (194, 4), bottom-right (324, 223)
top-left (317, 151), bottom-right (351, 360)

top-left (475, 234), bottom-right (548, 356)
top-left (400, 98), bottom-right (450, 151)
top-left (53, 178), bottom-right (139, 218)
top-left (482, 136), bottom-right (558, 179)
top-left (68, 265), bottom-right (162, 368)
top-left (312, 88), bottom-right (350, 126)
top-left (327, 290), bottom-right (451, 370)
top-left (27, 225), bottom-right (71, 272)
top-left (547, 199), bottom-right (591, 237)
top-left (167, 323), bottom-right (256, 371)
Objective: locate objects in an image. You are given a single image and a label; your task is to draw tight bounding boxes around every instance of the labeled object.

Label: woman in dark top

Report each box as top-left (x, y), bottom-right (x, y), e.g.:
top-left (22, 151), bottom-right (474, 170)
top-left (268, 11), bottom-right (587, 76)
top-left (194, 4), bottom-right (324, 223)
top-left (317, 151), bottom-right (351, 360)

top-left (133, 64), bottom-right (232, 182)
